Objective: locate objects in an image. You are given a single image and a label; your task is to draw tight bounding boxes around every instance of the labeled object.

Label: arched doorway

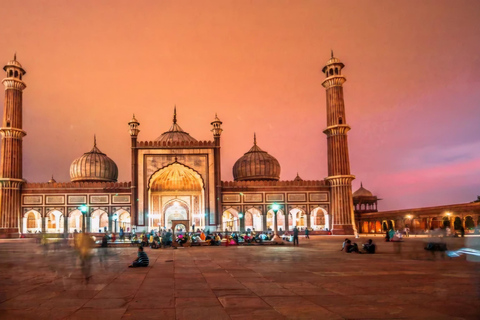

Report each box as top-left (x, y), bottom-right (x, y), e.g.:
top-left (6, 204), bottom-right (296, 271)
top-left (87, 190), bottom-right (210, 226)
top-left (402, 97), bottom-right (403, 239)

top-left (69, 209), bottom-right (83, 233)
top-left (245, 208), bottom-right (262, 231)
top-left (164, 200), bottom-right (189, 230)
top-left (265, 209), bottom-right (285, 232)
top-left (442, 216), bottom-right (450, 228)
top-left (310, 207), bottom-right (329, 230)
top-left (23, 210), bottom-right (42, 233)
top-left (453, 217), bottom-right (462, 230)
top-left (276, 210), bottom-right (285, 231)
top-left (289, 208), bottom-right (306, 230)
top-left (465, 216), bottom-right (474, 230)
top-left (91, 209), bottom-right (108, 233)
top-left (222, 208), bottom-right (239, 232)
top-left (148, 162), bottom-right (205, 231)
top-left (46, 210), bottom-right (64, 233)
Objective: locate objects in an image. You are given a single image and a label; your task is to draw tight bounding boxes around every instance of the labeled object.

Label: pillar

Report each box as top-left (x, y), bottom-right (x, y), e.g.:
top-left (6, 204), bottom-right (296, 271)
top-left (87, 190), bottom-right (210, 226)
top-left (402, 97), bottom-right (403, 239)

top-left (322, 53), bottom-right (356, 235)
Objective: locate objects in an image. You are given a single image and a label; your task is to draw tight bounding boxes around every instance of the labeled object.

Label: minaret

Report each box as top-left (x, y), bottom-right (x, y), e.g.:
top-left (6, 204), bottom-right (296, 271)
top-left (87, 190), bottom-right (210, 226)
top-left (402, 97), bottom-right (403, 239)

top-left (211, 113), bottom-right (223, 227)
top-left (128, 114), bottom-right (140, 227)
top-left (0, 54), bottom-right (27, 234)
top-left (322, 52), bottom-right (356, 235)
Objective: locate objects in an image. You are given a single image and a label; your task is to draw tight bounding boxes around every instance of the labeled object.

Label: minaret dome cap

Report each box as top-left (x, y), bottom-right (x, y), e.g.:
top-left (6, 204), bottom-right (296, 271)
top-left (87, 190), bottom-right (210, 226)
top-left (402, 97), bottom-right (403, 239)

top-left (3, 54), bottom-right (26, 74)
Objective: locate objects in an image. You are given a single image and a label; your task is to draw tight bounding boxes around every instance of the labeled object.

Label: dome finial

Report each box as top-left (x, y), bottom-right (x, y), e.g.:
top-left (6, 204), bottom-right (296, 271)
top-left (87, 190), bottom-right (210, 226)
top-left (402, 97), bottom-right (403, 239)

top-left (14, 52), bottom-right (17, 61)
top-left (94, 134), bottom-right (97, 147)
top-left (173, 105), bottom-right (177, 124)
top-left (254, 132), bottom-right (257, 145)
top-left (331, 49), bottom-right (334, 58)
top-left (361, 181), bottom-right (363, 188)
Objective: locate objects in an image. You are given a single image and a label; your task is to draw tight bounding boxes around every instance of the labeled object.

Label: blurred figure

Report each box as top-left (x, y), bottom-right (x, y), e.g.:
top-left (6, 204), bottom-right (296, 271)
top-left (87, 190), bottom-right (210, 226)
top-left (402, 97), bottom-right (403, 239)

top-left (75, 233), bottom-right (94, 283)
top-left (340, 238), bottom-right (349, 251)
top-left (272, 233), bottom-right (283, 244)
top-left (293, 226), bottom-right (299, 246)
top-left (362, 239), bottom-right (376, 254)
top-left (344, 240), bottom-right (361, 253)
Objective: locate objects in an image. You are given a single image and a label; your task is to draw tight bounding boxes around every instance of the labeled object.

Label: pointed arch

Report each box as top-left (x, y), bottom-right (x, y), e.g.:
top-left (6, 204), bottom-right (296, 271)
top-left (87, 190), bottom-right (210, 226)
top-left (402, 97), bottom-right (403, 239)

top-left (148, 161), bottom-right (205, 192)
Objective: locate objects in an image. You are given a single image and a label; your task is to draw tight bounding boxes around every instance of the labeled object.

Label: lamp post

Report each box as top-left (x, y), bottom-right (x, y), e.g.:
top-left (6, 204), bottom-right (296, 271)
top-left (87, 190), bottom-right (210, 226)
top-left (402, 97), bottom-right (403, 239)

top-left (239, 213), bottom-right (244, 233)
top-left (79, 205), bottom-right (88, 233)
top-left (272, 203), bottom-right (280, 233)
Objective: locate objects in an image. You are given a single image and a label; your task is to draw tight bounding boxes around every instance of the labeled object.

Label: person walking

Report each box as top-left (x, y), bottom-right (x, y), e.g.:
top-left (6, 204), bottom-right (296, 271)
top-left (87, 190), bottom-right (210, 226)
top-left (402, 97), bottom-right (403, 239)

top-left (305, 228), bottom-right (310, 239)
top-left (293, 226), bottom-right (299, 246)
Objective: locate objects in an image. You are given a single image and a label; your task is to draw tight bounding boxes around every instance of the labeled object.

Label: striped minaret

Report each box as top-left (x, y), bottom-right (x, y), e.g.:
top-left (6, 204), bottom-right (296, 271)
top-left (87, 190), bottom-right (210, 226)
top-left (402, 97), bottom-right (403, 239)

top-left (0, 54), bottom-right (27, 235)
top-left (322, 52), bottom-right (356, 235)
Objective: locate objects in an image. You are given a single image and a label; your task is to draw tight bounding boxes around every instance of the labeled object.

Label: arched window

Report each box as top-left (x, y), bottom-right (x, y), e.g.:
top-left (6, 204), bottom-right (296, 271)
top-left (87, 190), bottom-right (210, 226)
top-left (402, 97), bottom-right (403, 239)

top-left (335, 68), bottom-right (338, 74)
top-left (14, 70), bottom-right (18, 77)
top-left (338, 117), bottom-right (343, 124)
top-left (329, 69), bottom-right (333, 76)
top-left (8, 70), bottom-right (13, 77)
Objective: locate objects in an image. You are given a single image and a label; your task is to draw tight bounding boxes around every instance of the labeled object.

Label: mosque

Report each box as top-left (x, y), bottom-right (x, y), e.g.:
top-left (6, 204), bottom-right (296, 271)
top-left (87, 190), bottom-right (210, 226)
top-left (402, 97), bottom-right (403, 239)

top-left (0, 53), bottom-right (360, 236)
top-left (4, 53), bottom-right (477, 237)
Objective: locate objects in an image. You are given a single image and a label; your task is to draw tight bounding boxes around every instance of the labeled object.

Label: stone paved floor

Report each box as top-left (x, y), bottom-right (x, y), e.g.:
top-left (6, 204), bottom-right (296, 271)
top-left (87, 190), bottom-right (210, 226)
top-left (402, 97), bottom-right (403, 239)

top-left (0, 236), bottom-right (479, 319)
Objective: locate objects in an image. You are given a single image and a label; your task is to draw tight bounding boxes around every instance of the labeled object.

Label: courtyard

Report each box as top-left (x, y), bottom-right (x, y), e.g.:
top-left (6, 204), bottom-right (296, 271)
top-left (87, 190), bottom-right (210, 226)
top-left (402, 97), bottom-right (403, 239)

top-left (0, 236), bottom-right (478, 320)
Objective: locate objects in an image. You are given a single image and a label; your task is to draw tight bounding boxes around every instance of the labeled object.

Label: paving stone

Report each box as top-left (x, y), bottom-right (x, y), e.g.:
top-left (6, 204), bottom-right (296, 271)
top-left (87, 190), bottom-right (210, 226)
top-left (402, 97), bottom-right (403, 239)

top-left (0, 237), bottom-right (478, 320)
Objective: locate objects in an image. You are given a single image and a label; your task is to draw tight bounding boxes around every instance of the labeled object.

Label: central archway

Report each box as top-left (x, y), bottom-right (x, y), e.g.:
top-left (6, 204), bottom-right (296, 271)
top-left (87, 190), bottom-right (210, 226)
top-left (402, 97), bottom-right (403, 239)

top-left (148, 162), bottom-right (205, 231)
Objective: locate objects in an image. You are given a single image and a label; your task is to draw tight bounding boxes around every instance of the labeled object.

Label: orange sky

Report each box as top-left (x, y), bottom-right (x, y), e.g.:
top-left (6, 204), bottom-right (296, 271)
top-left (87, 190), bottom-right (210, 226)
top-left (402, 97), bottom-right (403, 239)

top-left (1, 0), bottom-right (480, 210)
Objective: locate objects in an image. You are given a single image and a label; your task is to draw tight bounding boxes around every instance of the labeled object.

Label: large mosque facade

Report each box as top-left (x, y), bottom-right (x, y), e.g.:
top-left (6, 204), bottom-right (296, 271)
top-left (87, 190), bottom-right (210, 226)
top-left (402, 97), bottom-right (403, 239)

top-left (0, 54), bottom-right (358, 236)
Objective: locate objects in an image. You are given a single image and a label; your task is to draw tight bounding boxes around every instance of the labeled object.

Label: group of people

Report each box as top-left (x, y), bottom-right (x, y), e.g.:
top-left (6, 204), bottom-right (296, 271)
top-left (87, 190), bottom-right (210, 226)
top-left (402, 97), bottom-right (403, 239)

top-left (341, 238), bottom-right (376, 254)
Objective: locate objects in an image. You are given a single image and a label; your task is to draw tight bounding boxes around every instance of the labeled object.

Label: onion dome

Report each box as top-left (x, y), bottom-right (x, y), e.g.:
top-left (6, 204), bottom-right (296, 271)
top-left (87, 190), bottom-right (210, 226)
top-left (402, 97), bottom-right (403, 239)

top-left (353, 182), bottom-right (374, 198)
top-left (293, 173), bottom-right (303, 181)
top-left (3, 53), bottom-right (26, 73)
top-left (155, 106), bottom-right (197, 143)
top-left (233, 134), bottom-right (281, 181)
top-left (70, 136), bottom-right (118, 182)
top-left (48, 175), bottom-right (56, 183)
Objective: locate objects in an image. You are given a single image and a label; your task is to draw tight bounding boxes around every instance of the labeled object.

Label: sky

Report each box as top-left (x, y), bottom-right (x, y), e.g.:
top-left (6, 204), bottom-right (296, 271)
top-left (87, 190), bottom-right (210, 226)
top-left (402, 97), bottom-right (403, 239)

top-left (1, 0), bottom-right (479, 211)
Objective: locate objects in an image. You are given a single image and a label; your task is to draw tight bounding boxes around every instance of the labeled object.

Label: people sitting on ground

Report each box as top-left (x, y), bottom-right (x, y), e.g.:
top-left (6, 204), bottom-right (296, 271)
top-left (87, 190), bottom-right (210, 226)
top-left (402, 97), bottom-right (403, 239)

top-left (214, 234), bottom-right (221, 245)
top-left (149, 234), bottom-right (154, 246)
top-left (340, 238), bottom-right (349, 251)
top-left (344, 240), bottom-right (361, 253)
top-left (243, 234), bottom-right (253, 243)
top-left (271, 233), bottom-right (283, 244)
top-left (200, 231), bottom-right (206, 241)
top-left (362, 239), bottom-right (376, 254)
top-left (151, 234), bottom-right (160, 249)
top-left (282, 231), bottom-right (291, 242)
top-left (232, 233), bottom-right (239, 245)
top-left (129, 246), bottom-right (149, 268)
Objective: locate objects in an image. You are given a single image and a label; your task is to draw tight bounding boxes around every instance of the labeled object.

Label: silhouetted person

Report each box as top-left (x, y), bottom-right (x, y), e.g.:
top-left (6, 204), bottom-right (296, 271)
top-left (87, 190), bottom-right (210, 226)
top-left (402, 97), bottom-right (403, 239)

top-left (129, 246), bottom-right (149, 268)
top-left (293, 226), bottom-right (299, 246)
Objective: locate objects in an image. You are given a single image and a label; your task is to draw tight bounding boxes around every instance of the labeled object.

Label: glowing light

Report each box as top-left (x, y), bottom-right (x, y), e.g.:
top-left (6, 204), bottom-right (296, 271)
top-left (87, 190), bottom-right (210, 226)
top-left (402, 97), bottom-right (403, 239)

top-left (79, 205), bottom-right (88, 213)
top-left (406, 214), bottom-right (412, 220)
top-left (446, 212), bottom-right (451, 216)
top-left (272, 203), bottom-right (280, 212)
top-left (239, 213), bottom-right (244, 218)
top-left (174, 201), bottom-right (180, 207)
top-left (113, 214), bottom-right (118, 221)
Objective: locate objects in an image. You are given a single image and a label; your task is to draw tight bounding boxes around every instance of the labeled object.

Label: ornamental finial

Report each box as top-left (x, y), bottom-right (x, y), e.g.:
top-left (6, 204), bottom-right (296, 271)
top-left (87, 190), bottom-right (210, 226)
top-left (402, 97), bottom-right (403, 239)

top-left (173, 105), bottom-right (177, 124)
